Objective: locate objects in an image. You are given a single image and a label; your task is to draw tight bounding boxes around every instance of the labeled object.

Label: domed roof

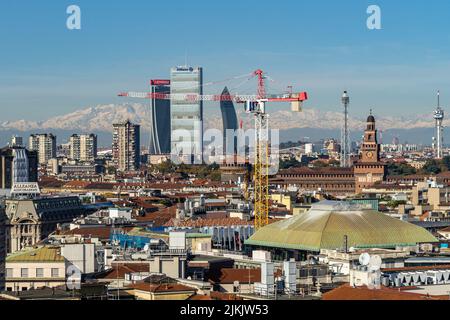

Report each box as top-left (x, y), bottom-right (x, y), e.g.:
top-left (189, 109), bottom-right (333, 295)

top-left (245, 201), bottom-right (436, 252)
top-left (367, 114), bottom-right (375, 123)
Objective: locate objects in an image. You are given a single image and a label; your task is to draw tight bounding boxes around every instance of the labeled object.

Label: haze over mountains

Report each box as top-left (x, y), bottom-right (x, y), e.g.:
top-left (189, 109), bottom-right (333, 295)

top-left (0, 103), bottom-right (446, 147)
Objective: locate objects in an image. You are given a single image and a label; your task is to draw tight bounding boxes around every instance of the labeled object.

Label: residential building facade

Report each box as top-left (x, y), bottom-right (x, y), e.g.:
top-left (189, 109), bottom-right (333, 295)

top-left (10, 136), bottom-right (23, 148)
top-left (5, 246), bottom-right (66, 292)
top-left (112, 121), bottom-right (141, 172)
top-left (69, 134), bottom-right (98, 161)
top-left (28, 134), bottom-right (56, 165)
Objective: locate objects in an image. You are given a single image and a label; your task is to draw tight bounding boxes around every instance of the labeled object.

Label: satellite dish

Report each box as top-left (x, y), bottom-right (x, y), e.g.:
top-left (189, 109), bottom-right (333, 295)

top-left (369, 255), bottom-right (382, 271)
top-left (359, 253), bottom-right (371, 266)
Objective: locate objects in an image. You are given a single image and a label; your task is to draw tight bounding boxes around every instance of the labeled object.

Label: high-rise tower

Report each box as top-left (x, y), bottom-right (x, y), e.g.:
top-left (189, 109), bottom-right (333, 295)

top-left (170, 66), bottom-right (203, 163)
top-left (220, 87), bottom-right (239, 156)
top-left (434, 91), bottom-right (445, 159)
top-left (29, 134), bottom-right (56, 165)
top-left (112, 121), bottom-right (141, 172)
top-left (340, 91), bottom-right (350, 167)
top-left (69, 134), bottom-right (97, 161)
top-left (148, 80), bottom-right (171, 155)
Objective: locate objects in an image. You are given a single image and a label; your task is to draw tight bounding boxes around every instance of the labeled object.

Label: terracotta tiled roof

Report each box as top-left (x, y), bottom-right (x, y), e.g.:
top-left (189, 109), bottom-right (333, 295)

top-left (38, 179), bottom-right (66, 188)
top-left (208, 268), bottom-right (261, 284)
top-left (188, 295), bottom-right (213, 300)
top-left (382, 265), bottom-right (450, 273)
top-left (128, 282), bottom-right (197, 293)
top-left (279, 166), bottom-right (354, 175)
top-left (322, 284), bottom-right (448, 300)
top-left (130, 199), bottom-right (161, 210)
top-left (210, 291), bottom-right (243, 300)
top-left (112, 200), bottom-right (135, 207)
top-left (192, 179), bottom-right (209, 186)
top-left (136, 205), bottom-right (177, 226)
top-left (367, 183), bottom-right (413, 190)
top-left (439, 226), bottom-right (450, 233)
top-left (165, 217), bottom-right (253, 228)
top-left (205, 202), bottom-right (228, 207)
top-left (63, 180), bottom-right (92, 188)
top-left (61, 226), bottom-right (133, 240)
top-left (144, 182), bottom-right (189, 189)
top-left (99, 263), bottom-right (151, 280)
top-left (86, 183), bottom-right (115, 190)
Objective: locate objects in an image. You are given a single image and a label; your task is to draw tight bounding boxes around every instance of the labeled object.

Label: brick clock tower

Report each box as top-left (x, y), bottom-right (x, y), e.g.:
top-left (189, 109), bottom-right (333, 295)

top-left (354, 112), bottom-right (386, 194)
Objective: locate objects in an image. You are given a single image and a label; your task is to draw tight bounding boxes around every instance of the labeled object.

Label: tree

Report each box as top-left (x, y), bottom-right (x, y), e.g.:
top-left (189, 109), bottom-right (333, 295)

top-left (313, 160), bottom-right (328, 168)
top-left (159, 199), bottom-right (173, 207)
top-left (387, 200), bottom-right (406, 208)
top-left (280, 158), bottom-right (302, 169)
top-left (421, 160), bottom-right (442, 175)
top-left (442, 156), bottom-right (450, 170)
top-left (386, 163), bottom-right (416, 176)
top-left (208, 170), bottom-right (222, 181)
top-left (106, 166), bottom-right (116, 175)
top-left (328, 159), bottom-right (340, 167)
top-left (156, 160), bottom-right (176, 174)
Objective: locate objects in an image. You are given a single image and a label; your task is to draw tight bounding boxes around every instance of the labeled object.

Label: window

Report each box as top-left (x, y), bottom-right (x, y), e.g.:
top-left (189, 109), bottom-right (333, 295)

top-left (21, 268), bottom-right (29, 278)
top-left (6, 268), bottom-right (13, 278)
top-left (51, 268), bottom-right (59, 277)
top-left (36, 268), bottom-right (44, 278)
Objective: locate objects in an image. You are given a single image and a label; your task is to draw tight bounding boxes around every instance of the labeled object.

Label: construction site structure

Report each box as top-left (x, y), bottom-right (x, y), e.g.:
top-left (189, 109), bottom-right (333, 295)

top-left (118, 69), bottom-right (308, 230)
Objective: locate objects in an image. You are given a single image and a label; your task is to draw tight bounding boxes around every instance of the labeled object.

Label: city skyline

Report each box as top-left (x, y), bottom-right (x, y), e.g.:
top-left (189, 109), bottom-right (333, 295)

top-left (2, 1), bottom-right (450, 122)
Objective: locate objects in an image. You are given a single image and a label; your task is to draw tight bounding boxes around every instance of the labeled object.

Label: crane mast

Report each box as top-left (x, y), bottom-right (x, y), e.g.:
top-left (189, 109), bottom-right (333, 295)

top-left (252, 70), bottom-right (270, 230)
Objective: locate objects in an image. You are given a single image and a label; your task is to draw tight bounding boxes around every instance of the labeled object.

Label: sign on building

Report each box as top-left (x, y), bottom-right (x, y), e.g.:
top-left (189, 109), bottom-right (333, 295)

top-left (11, 182), bottom-right (41, 197)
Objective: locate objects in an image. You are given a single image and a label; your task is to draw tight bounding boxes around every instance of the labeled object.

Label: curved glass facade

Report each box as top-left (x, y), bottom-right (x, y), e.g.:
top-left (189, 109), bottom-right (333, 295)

top-left (220, 86), bottom-right (239, 155)
top-left (149, 83), bottom-right (171, 154)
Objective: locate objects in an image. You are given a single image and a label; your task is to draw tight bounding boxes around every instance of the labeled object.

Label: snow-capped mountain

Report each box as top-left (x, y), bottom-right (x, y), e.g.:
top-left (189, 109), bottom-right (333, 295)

top-left (0, 103), bottom-right (442, 133)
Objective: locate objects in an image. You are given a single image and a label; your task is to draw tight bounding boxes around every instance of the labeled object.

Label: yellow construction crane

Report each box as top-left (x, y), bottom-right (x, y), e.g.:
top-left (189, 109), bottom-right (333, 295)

top-left (245, 70), bottom-right (308, 230)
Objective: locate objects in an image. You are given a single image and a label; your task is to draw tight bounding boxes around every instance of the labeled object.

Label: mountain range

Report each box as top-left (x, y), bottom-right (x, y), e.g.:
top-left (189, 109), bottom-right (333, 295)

top-left (0, 103), bottom-right (446, 147)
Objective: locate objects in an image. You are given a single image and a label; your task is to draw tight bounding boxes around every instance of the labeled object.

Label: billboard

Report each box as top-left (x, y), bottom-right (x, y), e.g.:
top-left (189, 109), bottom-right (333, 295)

top-left (11, 182), bottom-right (41, 195)
top-left (150, 79), bottom-right (171, 86)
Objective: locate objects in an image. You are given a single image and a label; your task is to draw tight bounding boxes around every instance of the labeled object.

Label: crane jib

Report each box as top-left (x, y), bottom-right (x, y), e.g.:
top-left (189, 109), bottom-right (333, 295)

top-left (119, 92), bottom-right (308, 103)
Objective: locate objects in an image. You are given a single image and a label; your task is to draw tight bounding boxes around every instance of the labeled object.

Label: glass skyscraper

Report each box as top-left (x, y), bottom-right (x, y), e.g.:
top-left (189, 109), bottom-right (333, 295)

top-left (148, 80), bottom-right (171, 155)
top-left (220, 86), bottom-right (239, 155)
top-left (170, 66), bottom-right (203, 163)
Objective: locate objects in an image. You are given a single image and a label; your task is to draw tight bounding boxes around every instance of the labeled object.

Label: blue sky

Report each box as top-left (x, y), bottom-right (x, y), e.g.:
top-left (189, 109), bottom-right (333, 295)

top-left (1, 0), bottom-right (450, 121)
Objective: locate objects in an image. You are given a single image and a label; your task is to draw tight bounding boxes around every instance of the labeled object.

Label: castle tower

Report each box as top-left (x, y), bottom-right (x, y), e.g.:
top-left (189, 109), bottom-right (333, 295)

top-left (354, 111), bottom-right (386, 194)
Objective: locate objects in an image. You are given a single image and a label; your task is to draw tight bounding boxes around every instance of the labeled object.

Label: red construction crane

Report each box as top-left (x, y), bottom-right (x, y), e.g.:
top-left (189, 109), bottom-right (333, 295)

top-left (118, 70), bottom-right (307, 105)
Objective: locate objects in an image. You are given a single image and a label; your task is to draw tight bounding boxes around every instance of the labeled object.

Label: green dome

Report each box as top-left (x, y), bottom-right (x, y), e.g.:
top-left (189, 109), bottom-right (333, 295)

top-left (246, 201), bottom-right (437, 252)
